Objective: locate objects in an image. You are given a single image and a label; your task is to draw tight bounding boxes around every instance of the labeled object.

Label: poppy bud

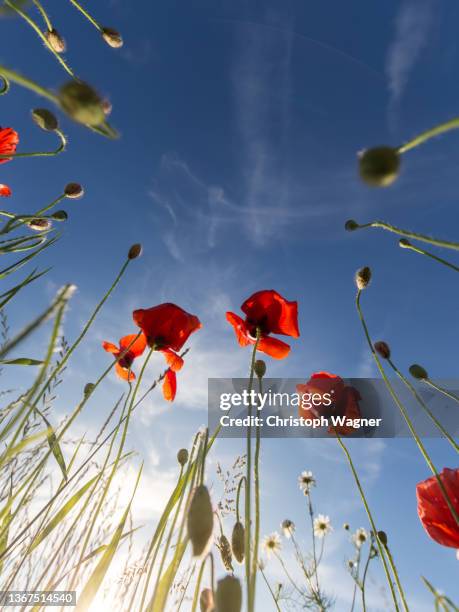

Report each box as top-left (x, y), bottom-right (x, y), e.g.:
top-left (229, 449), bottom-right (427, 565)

top-left (355, 266), bottom-right (372, 290)
top-left (44, 28), bottom-right (66, 53)
top-left (187, 485), bottom-right (214, 557)
top-left (64, 183), bottom-right (84, 199)
top-left (177, 448), bottom-right (188, 466)
top-left (200, 588), bottom-right (215, 612)
top-left (231, 521), bottom-right (245, 564)
top-left (374, 341), bottom-right (391, 360)
top-left (218, 534), bottom-right (233, 571)
top-left (377, 530), bottom-right (388, 546)
top-left (84, 382), bottom-right (95, 397)
top-left (128, 243), bottom-right (142, 260)
top-left (51, 210), bottom-right (68, 221)
top-left (215, 576), bottom-right (242, 612)
top-left (27, 218), bottom-right (51, 232)
top-left (101, 27), bottom-right (123, 48)
top-left (345, 219), bottom-right (359, 232)
top-left (343, 523), bottom-right (350, 531)
top-left (399, 238), bottom-right (411, 248)
top-left (409, 364), bottom-right (428, 380)
top-left (358, 146), bottom-right (400, 187)
top-left (254, 359), bottom-right (266, 379)
top-left (59, 81), bottom-right (105, 127)
top-left (31, 108), bottom-right (59, 132)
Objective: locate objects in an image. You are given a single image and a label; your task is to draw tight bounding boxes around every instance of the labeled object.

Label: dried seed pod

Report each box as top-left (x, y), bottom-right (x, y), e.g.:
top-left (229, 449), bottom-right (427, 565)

top-left (59, 81), bottom-right (105, 127)
top-left (231, 521), bottom-right (244, 564)
top-left (27, 218), bottom-right (51, 231)
top-left (409, 364), bottom-right (428, 380)
top-left (102, 27), bottom-right (123, 48)
top-left (355, 266), bottom-right (372, 291)
top-left (374, 341), bottom-right (391, 360)
top-left (64, 183), bottom-right (84, 199)
top-left (218, 535), bottom-right (233, 571)
top-left (187, 485), bottom-right (214, 557)
top-left (177, 448), bottom-right (189, 466)
top-left (359, 146), bottom-right (400, 187)
top-left (31, 108), bottom-right (58, 131)
top-left (44, 28), bottom-right (66, 53)
top-left (128, 243), bottom-right (142, 260)
top-left (215, 575), bottom-right (242, 612)
top-left (200, 588), bottom-right (214, 612)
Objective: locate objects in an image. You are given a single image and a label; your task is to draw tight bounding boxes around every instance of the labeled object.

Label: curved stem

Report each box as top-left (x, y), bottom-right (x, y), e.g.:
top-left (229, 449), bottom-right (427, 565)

top-left (235, 476), bottom-right (246, 523)
top-left (424, 379), bottom-right (459, 406)
top-left (251, 374), bottom-right (263, 605)
top-left (0, 64), bottom-right (58, 103)
top-left (0, 129), bottom-right (66, 160)
top-left (32, 0), bottom-right (53, 30)
top-left (67, 0), bottom-right (102, 31)
top-left (398, 117), bottom-right (459, 154)
top-left (399, 240), bottom-right (459, 273)
top-left (351, 220), bottom-right (459, 251)
top-left (260, 566), bottom-right (282, 612)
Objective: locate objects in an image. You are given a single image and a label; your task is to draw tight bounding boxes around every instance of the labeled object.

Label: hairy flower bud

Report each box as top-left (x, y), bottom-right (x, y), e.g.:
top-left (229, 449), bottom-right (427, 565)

top-left (44, 28), bottom-right (66, 53)
top-left (231, 521), bottom-right (245, 564)
top-left (59, 81), bottom-right (105, 127)
top-left (51, 210), bottom-right (68, 221)
top-left (377, 530), bottom-right (388, 546)
top-left (374, 341), bottom-right (391, 360)
top-left (200, 588), bottom-right (215, 612)
top-left (399, 238), bottom-right (411, 248)
top-left (27, 218), bottom-right (51, 231)
top-left (355, 266), bottom-right (372, 290)
top-left (215, 576), bottom-right (242, 612)
top-left (177, 448), bottom-right (188, 466)
top-left (64, 183), bottom-right (84, 199)
top-left (358, 147), bottom-right (400, 187)
top-left (128, 243), bottom-right (142, 260)
top-left (254, 359), bottom-right (266, 379)
top-left (84, 382), bottom-right (95, 397)
top-left (101, 27), bottom-right (123, 48)
top-left (219, 534), bottom-right (233, 571)
top-left (409, 364), bottom-right (428, 380)
top-left (343, 523), bottom-right (350, 531)
top-left (345, 219), bottom-right (359, 232)
top-left (187, 485), bottom-right (214, 557)
top-left (31, 108), bottom-right (58, 132)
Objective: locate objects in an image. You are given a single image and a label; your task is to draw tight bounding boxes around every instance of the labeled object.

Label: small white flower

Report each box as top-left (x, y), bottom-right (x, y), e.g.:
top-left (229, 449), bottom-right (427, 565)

top-left (352, 527), bottom-right (368, 548)
top-left (313, 514), bottom-right (333, 538)
top-left (298, 470), bottom-right (316, 493)
top-left (262, 532), bottom-right (282, 557)
top-left (281, 519), bottom-right (295, 538)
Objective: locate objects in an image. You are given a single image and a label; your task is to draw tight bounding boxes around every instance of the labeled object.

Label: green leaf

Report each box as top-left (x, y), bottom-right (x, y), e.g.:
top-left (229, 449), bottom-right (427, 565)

top-left (35, 408), bottom-right (67, 481)
top-left (0, 358), bottom-right (44, 366)
top-left (150, 537), bottom-right (189, 612)
top-left (0, 491), bottom-right (12, 574)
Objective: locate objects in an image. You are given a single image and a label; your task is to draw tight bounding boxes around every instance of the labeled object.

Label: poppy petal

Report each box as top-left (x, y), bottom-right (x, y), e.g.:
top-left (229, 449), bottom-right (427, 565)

top-left (241, 289), bottom-right (300, 338)
top-left (163, 368), bottom-right (177, 401)
top-left (417, 468), bottom-right (459, 548)
top-left (133, 303), bottom-right (201, 351)
top-left (0, 127), bottom-right (19, 164)
top-left (258, 336), bottom-right (291, 359)
top-left (102, 341), bottom-right (119, 355)
top-left (226, 312), bottom-right (250, 347)
top-left (0, 184), bottom-right (11, 197)
top-left (115, 362), bottom-right (135, 382)
top-left (162, 348), bottom-right (184, 372)
top-left (119, 333), bottom-right (147, 358)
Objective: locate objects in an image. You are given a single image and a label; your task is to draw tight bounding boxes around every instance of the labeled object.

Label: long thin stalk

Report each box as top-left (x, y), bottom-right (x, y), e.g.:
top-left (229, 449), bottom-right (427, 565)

top-left (350, 221), bottom-right (459, 251)
top-left (399, 240), bottom-right (459, 272)
top-left (398, 117), bottom-right (459, 154)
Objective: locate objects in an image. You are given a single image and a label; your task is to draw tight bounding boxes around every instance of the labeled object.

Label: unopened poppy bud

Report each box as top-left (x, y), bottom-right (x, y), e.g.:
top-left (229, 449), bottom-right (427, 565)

top-left (219, 534), bottom-right (233, 571)
top-left (64, 183), bottom-right (84, 199)
top-left (377, 530), bottom-right (388, 546)
top-left (59, 81), bottom-right (105, 127)
top-left (215, 576), bottom-right (242, 612)
top-left (177, 448), bottom-right (188, 466)
top-left (31, 108), bottom-right (59, 132)
top-left (187, 485), bottom-right (214, 557)
top-left (345, 219), bottom-right (359, 232)
top-left (409, 364), bottom-right (428, 380)
top-left (51, 210), bottom-right (68, 221)
top-left (27, 218), bottom-right (51, 231)
top-left (343, 523), bottom-right (350, 531)
top-left (128, 243), bottom-right (142, 259)
top-left (355, 266), bottom-right (372, 290)
top-left (101, 27), bottom-right (123, 48)
top-left (374, 341), bottom-right (391, 360)
top-left (199, 588), bottom-right (214, 612)
top-left (44, 28), bottom-right (66, 53)
top-left (358, 146), bottom-right (400, 187)
top-left (399, 238), bottom-right (411, 248)
top-left (254, 359), bottom-right (266, 379)
top-left (231, 521), bottom-right (245, 564)
top-left (84, 382), bottom-right (95, 397)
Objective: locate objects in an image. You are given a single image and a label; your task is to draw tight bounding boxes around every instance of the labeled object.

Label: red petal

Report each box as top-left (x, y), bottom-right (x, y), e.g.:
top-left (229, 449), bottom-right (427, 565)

top-left (257, 336), bottom-right (291, 359)
top-left (241, 290), bottom-right (300, 338)
top-left (162, 348), bottom-right (184, 372)
top-left (115, 362), bottom-right (135, 382)
top-left (0, 184), bottom-right (11, 197)
top-left (119, 333), bottom-right (147, 358)
top-left (163, 368), bottom-right (177, 401)
top-left (226, 312), bottom-right (250, 347)
top-left (416, 468), bottom-right (459, 548)
top-left (0, 127), bottom-right (19, 164)
top-left (102, 341), bottom-right (119, 355)
top-left (133, 303), bottom-right (201, 351)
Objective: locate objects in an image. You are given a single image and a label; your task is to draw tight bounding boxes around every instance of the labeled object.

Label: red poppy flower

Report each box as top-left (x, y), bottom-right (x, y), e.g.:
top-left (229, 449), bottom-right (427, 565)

top-left (297, 371), bottom-right (361, 436)
top-left (416, 468), bottom-right (459, 548)
top-left (0, 127), bottom-right (18, 198)
top-left (226, 290), bottom-right (299, 359)
top-left (102, 333), bottom-right (147, 381)
top-left (133, 303), bottom-right (201, 401)
top-left (0, 184), bottom-right (11, 197)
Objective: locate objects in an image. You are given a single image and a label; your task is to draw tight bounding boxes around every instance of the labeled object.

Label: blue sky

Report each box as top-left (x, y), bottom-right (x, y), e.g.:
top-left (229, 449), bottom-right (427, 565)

top-left (2, 0), bottom-right (459, 609)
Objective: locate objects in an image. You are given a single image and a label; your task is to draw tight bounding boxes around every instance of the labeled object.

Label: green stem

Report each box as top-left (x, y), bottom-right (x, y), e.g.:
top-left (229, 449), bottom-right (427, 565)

top-left (260, 566), bottom-right (282, 612)
top-left (32, 0), bottom-right (52, 30)
top-left (399, 240), bottom-right (459, 273)
top-left (351, 221), bottom-right (459, 251)
top-left (67, 0), bottom-right (102, 31)
top-left (251, 374), bottom-right (263, 606)
top-left (236, 476), bottom-right (246, 523)
top-left (356, 290), bottom-right (459, 527)
top-left (398, 117), bottom-right (459, 154)
top-left (0, 129), bottom-right (66, 160)
top-left (424, 379), bottom-right (459, 406)
top-left (0, 64), bottom-right (59, 103)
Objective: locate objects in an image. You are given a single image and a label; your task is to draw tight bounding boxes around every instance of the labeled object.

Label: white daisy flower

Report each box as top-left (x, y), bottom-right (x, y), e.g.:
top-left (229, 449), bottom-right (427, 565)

top-left (352, 527), bottom-right (368, 548)
top-left (313, 514), bottom-right (333, 538)
top-left (281, 519), bottom-right (295, 538)
top-left (298, 470), bottom-right (316, 493)
top-left (262, 532), bottom-right (282, 557)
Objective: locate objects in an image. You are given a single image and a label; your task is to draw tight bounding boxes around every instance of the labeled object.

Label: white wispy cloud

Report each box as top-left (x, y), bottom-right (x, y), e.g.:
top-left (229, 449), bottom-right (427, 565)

top-left (386, 0), bottom-right (435, 105)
